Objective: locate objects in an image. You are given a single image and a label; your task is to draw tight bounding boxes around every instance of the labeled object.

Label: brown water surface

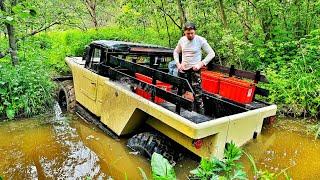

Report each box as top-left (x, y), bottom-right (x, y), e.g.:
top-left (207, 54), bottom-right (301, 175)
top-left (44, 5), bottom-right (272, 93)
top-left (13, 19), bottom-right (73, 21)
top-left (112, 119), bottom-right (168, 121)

top-left (0, 114), bottom-right (319, 179)
top-left (241, 118), bottom-right (320, 179)
top-left (0, 114), bottom-right (196, 179)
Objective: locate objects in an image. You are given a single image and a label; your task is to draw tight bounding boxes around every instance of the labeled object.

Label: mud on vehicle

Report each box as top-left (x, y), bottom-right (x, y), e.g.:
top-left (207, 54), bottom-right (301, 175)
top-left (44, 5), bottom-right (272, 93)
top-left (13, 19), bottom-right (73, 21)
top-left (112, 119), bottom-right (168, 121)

top-left (55, 40), bottom-right (277, 164)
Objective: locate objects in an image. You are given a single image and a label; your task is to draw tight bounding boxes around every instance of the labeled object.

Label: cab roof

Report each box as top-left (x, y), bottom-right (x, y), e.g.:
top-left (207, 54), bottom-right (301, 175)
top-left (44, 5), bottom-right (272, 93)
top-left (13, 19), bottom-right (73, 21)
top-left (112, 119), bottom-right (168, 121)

top-left (91, 40), bottom-right (174, 55)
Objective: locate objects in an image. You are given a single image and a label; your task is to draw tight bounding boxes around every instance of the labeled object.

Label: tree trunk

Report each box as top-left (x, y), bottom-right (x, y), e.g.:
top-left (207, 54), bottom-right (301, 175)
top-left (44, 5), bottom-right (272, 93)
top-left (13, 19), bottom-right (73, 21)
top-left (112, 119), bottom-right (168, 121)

top-left (259, 7), bottom-right (273, 42)
top-left (304, 0), bottom-right (310, 35)
top-left (176, 0), bottom-right (187, 31)
top-left (294, 0), bottom-right (302, 38)
top-left (160, 0), bottom-right (171, 47)
top-left (218, 0), bottom-right (228, 29)
top-left (6, 24), bottom-right (18, 66)
top-left (84, 0), bottom-right (98, 29)
top-left (0, 0), bottom-right (19, 65)
top-left (243, 3), bottom-right (250, 41)
top-left (234, 1), bottom-right (249, 41)
top-left (153, 9), bottom-right (161, 39)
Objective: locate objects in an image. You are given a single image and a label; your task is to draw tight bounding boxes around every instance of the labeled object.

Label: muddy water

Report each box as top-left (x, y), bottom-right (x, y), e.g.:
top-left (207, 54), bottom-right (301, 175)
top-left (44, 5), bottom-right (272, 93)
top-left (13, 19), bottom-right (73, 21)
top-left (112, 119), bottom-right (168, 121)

top-left (0, 112), bottom-right (196, 179)
top-left (0, 116), bottom-right (152, 179)
top-left (241, 118), bottom-right (320, 179)
top-left (0, 115), bottom-right (319, 179)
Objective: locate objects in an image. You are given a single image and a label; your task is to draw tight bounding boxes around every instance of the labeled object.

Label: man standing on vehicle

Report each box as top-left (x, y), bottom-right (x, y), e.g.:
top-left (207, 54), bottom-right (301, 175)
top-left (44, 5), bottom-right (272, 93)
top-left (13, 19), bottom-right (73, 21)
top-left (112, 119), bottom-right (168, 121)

top-left (173, 22), bottom-right (215, 114)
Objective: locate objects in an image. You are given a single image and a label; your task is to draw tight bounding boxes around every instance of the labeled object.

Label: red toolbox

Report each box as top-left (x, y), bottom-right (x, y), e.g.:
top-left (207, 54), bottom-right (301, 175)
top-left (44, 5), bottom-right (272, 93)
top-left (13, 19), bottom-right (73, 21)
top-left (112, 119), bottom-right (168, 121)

top-left (201, 71), bottom-right (223, 94)
top-left (219, 77), bottom-right (256, 104)
top-left (135, 73), bottom-right (172, 103)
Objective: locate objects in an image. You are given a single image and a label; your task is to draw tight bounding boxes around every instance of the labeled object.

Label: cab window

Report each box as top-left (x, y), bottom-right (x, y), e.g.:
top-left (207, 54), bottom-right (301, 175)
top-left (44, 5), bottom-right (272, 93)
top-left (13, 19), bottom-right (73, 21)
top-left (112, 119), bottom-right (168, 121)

top-left (87, 48), bottom-right (101, 72)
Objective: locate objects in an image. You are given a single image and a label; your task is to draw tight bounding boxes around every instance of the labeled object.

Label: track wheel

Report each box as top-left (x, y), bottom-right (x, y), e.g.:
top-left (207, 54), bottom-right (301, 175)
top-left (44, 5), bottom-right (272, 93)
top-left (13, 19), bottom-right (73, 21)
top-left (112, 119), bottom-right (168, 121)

top-left (58, 80), bottom-right (75, 113)
top-left (127, 132), bottom-right (183, 166)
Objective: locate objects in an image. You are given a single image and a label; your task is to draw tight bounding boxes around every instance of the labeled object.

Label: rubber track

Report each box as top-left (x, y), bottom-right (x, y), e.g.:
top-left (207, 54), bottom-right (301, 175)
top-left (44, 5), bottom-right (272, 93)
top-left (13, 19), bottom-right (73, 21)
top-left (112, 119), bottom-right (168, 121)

top-left (59, 80), bottom-right (76, 113)
top-left (127, 132), bottom-right (183, 165)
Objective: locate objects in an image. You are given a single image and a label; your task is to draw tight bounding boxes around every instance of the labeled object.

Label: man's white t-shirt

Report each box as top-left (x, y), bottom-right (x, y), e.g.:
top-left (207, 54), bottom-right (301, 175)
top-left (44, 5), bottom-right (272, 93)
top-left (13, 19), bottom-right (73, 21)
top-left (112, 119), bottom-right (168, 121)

top-left (173, 35), bottom-right (215, 70)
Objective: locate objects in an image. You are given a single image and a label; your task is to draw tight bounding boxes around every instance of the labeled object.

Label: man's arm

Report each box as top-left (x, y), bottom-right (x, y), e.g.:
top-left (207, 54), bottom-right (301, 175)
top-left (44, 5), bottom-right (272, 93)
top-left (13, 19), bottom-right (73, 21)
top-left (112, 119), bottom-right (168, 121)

top-left (201, 40), bottom-right (215, 66)
top-left (173, 41), bottom-right (182, 65)
top-left (174, 40), bottom-right (186, 71)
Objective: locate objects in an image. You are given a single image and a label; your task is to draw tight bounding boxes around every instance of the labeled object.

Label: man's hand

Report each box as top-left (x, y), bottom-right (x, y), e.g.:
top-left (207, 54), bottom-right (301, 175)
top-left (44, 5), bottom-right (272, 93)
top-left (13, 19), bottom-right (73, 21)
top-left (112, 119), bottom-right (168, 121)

top-left (183, 91), bottom-right (194, 101)
top-left (192, 61), bottom-right (204, 71)
top-left (177, 62), bottom-right (186, 72)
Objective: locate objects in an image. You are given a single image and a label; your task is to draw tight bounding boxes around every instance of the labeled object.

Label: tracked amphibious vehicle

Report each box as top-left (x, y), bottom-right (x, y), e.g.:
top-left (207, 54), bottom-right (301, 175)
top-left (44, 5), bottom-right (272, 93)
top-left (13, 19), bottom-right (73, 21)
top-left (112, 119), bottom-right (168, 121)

top-left (56, 40), bottom-right (277, 163)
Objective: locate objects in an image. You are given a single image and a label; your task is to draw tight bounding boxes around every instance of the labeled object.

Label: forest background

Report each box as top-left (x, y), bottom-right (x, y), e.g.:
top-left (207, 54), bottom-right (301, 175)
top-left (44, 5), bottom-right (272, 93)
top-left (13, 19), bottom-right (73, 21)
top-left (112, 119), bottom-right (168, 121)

top-left (0, 0), bottom-right (319, 119)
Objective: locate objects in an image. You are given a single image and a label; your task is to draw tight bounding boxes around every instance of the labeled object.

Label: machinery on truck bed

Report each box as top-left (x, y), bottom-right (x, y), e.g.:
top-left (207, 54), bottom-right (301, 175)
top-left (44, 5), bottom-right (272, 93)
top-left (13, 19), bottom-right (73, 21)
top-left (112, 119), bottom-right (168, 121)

top-left (56, 40), bottom-right (277, 164)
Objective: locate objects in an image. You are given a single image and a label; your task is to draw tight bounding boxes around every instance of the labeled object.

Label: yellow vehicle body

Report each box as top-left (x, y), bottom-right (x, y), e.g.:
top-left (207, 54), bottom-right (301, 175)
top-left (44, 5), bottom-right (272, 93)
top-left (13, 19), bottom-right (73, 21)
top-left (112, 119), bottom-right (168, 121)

top-left (66, 57), bottom-right (277, 159)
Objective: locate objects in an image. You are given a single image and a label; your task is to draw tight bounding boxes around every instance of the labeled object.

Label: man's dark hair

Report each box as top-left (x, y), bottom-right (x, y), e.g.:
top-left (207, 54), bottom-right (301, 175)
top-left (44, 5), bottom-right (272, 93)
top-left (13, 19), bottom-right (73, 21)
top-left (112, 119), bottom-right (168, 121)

top-left (184, 22), bottom-right (196, 31)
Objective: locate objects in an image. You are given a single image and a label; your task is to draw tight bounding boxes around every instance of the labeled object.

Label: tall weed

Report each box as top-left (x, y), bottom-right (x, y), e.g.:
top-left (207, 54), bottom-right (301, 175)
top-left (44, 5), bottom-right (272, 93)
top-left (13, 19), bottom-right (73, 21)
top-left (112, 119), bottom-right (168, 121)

top-left (0, 61), bottom-right (55, 119)
top-left (190, 142), bottom-right (247, 179)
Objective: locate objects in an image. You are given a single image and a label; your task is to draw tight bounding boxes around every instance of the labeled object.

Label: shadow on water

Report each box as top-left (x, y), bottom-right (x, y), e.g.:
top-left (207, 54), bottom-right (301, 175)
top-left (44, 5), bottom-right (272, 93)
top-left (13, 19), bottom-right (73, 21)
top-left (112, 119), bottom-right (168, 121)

top-left (0, 103), bottom-right (319, 179)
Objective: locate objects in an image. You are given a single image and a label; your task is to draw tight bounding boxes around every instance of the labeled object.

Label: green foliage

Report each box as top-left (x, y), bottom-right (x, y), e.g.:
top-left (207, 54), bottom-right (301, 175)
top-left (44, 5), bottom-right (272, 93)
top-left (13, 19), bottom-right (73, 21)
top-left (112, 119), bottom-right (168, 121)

top-left (0, 61), bottom-right (55, 119)
top-left (309, 123), bottom-right (320, 140)
top-left (118, 0), bottom-right (320, 118)
top-left (0, 26), bottom-right (180, 120)
top-left (1, 0), bottom-right (319, 119)
top-left (190, 142), bottom-right (247, 180)
top-left (14, 26), bottom-right (179, 74)
top-left (316, 126), bottom-right (320, 140)
top-left (151, 153), bottom-right (176, 180)
top-left (263, 30), bottom-right (320, 117)
top-left (147, 143), bottom-right (292, 180)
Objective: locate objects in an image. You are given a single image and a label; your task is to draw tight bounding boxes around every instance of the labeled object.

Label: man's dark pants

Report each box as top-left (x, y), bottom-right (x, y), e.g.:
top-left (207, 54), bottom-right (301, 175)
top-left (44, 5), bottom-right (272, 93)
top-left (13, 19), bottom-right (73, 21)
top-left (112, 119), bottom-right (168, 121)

top-left (178, 69), bottom-right (204, 114)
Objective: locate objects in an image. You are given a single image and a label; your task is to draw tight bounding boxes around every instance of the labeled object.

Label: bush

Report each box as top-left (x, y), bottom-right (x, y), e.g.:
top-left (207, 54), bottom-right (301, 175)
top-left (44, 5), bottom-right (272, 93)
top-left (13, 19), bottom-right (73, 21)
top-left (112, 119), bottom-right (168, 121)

top-left (264, 30), bottom-right (320, 117)
top-left (0, 27), bottom-right (178, 120)
top-left (17, 27), bottom-right (179, 74)
top-left (0, 61), bottom-right (55, 119)
top-left (144, 142), bottom-right (291, 180)
top-left (1, 26), bottom-right (319, 118)
top-left (190, 142), bottom-right (247, 179)
top-left (213, 29), bottom-right (320, 118)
